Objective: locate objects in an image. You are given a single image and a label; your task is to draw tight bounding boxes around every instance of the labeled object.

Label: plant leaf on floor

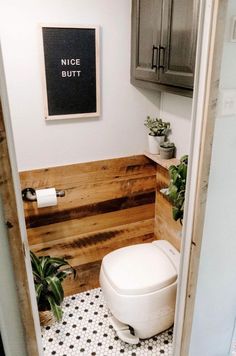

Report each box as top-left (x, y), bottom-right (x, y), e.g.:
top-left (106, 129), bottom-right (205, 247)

top-left (47, 296), bottom-right (63, 322)
top-left (46, 276), bottom-right (64, 305)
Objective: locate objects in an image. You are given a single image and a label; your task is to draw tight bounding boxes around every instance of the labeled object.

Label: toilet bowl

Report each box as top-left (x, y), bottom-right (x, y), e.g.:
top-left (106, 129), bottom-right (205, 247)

top-left (99, 240), bottom-right (179, 342)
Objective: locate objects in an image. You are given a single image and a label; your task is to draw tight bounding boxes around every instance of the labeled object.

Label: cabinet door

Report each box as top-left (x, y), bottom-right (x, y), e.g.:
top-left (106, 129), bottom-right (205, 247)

top-left (132, 0), bottom-right (162, 82)
top-left (159, 0), bottom-right (199, 88)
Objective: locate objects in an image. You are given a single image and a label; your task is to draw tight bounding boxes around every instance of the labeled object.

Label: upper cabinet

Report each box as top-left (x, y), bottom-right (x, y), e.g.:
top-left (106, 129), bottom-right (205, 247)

top-left (132, 0), bottom-right (162, 83)
top-left (131, 0), bottom-right (199, 97)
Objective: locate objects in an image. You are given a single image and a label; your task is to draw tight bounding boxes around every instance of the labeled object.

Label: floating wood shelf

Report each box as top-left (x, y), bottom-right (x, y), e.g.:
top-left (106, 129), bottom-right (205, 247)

top-left (144, 152), bottom-right (180, 170)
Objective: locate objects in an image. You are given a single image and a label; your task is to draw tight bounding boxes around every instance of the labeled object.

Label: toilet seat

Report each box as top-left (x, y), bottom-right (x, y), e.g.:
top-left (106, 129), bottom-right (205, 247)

top-left (101, 242), bottom-right (178, 296)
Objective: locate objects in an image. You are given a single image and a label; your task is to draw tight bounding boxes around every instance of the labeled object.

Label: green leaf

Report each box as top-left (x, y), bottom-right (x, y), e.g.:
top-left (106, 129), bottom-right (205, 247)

top-left (45, 258), bottom-right (69, 277)
top-left (180, 155), bottom-right (188, 165)
top-left (32, 270), bottom-right (41, 281)
top-left (46, 257), bottom-right (69, 266)
top-left (45, 276), bottom-right (64, 304)
top-left (179, 164), bottom-right (187, 180)
top-left (165, 155), bottom-right (188, 223)
top-left (47, 296), bottom-right (63, 322)
top-left (172, 207), bottom-right (183, 221)
top-left (39, 256), bottom-right (51, 273)
top-left (169, 165), bottom-right (178, 177)
top-left (56, 271), bottom-right (68, 282)
top-left (168, 185), bottom-right (178, 202)
top-left (45, 264), bottom-right (57, 278)
top-left (30, 251), bottom-right (43, 277)
top-left (35, 283), bottom-right (43, 302)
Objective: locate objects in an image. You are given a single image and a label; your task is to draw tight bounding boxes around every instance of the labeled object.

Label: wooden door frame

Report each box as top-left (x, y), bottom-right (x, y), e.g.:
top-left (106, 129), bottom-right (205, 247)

top-left (174, 0), bottom-right (228, 355)
top-left (0, 46), bottom-right (43, 355)
top-left (0, 0), bottom-right (228, 354)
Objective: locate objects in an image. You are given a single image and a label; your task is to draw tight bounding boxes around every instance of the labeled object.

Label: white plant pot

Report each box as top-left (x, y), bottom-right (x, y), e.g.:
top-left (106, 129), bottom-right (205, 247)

top-left (147, 135), bottom-right (165, 154)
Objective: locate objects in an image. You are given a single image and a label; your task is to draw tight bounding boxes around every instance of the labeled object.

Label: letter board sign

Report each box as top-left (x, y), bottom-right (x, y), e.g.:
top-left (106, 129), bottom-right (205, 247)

top-left (41, 25), bottom-right (100, 120)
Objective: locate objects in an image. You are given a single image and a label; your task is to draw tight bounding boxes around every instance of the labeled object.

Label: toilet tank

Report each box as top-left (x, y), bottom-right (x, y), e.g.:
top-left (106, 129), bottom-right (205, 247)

top-left (152, 240), bottom-right (180, 272)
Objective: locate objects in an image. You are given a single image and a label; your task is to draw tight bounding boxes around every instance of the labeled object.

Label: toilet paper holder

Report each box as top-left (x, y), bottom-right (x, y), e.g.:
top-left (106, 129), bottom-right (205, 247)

top-left (21, 187), bottom-right (65, 202)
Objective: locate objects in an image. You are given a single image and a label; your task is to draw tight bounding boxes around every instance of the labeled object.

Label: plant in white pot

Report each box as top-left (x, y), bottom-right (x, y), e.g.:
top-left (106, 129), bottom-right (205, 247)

top-left (144, 116), bottom-right (170, 154)
top-left (159, 142), bottom-right (175, 159)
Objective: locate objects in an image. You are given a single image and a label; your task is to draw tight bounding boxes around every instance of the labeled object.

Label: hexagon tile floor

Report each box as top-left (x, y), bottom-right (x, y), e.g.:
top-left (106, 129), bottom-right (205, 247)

top-left (41, 288), bottom-right (173, 356)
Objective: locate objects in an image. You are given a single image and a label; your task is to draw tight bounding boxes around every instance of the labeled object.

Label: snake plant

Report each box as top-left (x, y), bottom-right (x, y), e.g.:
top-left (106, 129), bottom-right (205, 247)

top-left (30, 251), bottom-right (75, 322)
top-left (161, 155), bottom-right (188, 224)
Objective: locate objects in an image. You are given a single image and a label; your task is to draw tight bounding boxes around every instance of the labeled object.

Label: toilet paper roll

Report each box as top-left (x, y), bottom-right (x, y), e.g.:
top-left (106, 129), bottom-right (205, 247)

top-left (35, 188), bottom-right (57, 208)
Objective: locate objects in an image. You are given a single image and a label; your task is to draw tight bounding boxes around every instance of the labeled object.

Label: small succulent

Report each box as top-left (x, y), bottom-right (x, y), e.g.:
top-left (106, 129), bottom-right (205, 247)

top-left (144, 116), bottom-right (170, 137)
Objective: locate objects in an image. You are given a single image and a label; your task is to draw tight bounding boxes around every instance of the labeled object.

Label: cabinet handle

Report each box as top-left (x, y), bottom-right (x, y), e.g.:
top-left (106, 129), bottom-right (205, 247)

top-left (151, 45), bottom-right (158, 70)
top-left (158, 46), bottom-right (165, 69)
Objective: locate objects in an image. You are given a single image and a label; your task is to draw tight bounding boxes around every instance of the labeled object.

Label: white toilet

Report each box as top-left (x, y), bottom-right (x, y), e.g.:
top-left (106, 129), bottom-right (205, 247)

top-left (99, 240), bottom-right (179, 343)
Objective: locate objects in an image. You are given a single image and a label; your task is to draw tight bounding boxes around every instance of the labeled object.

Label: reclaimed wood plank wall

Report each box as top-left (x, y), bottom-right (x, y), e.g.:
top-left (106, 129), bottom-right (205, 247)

top-left (154, 165), bottom-right (182, 251)
top-left (20, 155), bottom-right (157, 296)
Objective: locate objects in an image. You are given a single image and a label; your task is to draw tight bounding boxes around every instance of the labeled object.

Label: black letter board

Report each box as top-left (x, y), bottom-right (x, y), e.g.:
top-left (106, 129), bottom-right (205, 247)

top-left (41, 26), bottom-right (100, 120)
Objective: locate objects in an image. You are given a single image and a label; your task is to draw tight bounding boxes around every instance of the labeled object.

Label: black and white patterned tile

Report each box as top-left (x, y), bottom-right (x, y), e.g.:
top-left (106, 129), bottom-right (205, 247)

top-left (41, 288), bottom-right (173, 356)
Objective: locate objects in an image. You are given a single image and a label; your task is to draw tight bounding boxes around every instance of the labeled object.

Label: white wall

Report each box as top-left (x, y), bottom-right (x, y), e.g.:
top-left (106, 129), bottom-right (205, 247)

top-left (160, 92), bottom-right (192, 158)
top-left (0, 0), bottom-right (160, 171)
top-left (189, 1), bottom-right (236, 355)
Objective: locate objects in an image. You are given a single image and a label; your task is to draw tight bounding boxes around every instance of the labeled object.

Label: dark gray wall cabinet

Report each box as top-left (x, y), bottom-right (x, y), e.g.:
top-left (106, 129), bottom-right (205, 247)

top-left (131, 0), bottom-right (199, 96)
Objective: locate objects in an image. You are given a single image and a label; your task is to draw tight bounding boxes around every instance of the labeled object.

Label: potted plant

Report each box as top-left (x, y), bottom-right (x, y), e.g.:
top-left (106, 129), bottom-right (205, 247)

top-left (30, 251), bottom-right (76, 326)
top-left (159, 142), bottom-right (175, 160)
top-left (160, 155), bottom-right (188, 224)
top-left (144, 116), bottom-right (170, 154)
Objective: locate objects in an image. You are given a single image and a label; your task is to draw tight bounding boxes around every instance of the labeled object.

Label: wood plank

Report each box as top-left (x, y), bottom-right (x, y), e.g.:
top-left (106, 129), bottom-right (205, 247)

top-left (20, 155), bottom-right (156, 188)
top-left (144, 152), bottom-right (179, 169)
top-left (155, 194), bottom-right (181, 251)
top-left (63, 261), bottom-right (101, 296)
top-left (22, 171), bottom-right (156, 215)
top-left (156, 164), bottom-right (171, 191)
top-left (31, 219), bottom-right (155, 267)
top-left (27, 203), bottom-right (155, 246)
top-left (25, 188), bottom-right (155, 228)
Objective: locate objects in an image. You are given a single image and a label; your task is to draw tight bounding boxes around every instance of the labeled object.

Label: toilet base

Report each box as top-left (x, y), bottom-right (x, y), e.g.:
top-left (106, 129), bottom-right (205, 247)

top-left (109, 315), bottom-right (139, 344)
top-left (109, 313), bottom-right (174, 345)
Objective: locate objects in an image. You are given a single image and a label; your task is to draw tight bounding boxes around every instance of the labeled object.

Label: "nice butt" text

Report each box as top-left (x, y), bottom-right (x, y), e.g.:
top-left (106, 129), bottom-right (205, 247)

top-left (61, 58), bottom-right (81, 78)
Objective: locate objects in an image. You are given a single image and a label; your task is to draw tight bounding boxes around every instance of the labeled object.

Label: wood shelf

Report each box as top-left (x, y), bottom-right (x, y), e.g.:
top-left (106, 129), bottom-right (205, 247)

top-left (144, 152), bottom-right (180, 170)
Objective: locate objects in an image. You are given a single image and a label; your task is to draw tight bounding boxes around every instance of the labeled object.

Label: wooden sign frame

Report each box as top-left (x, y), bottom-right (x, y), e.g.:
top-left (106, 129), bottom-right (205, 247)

top-left (40, 25), bottom-right (100, 120)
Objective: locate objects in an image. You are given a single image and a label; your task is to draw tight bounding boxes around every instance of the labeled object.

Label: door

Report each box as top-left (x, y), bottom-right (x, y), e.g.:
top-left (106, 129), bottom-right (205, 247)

top-left (0, 43), bottom-right (42, 355)
top-left (132, 0), bottom-right (162, 82)
top-left (173, 0), bottom-right (228, 354)
top-left (159, 0), bottom-right (199, 88)
top-left (0, 333), bottom-right (5, 356)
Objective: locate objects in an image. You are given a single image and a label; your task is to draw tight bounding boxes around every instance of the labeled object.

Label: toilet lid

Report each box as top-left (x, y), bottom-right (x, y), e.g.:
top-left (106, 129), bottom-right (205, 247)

top-left (102, 243), bottom-right (177, 295)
